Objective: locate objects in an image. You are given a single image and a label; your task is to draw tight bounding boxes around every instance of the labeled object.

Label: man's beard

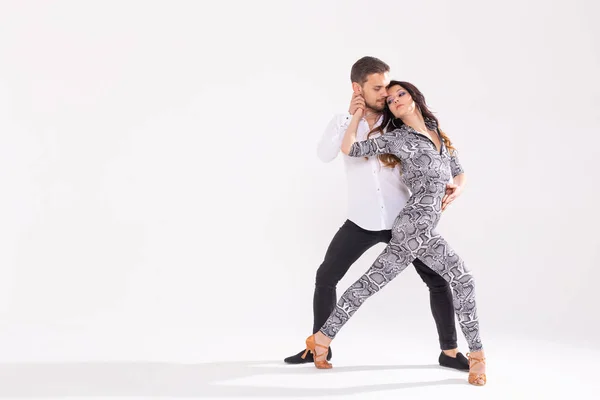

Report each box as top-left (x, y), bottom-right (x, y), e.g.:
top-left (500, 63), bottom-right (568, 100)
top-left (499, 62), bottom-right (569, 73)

top-left (366, 99), bottom-right (385, 112)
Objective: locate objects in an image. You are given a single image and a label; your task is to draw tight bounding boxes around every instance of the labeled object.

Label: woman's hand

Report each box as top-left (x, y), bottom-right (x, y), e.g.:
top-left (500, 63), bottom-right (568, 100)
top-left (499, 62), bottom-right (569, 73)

top-left (442, 183), bottom-right (463, 211)
top-left (348, 93), bottom-right (366, 116)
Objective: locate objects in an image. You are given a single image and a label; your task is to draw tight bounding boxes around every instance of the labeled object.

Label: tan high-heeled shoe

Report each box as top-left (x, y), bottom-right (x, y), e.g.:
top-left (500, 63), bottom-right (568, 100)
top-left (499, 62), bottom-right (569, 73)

top-left (467, 352), bottom-right (487, 386)
top-left (301, 334), bottom-right (332, 369)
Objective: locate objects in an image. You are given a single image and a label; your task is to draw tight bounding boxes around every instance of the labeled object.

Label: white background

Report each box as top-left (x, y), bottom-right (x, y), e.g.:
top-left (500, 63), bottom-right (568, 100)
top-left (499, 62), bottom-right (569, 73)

top-left (0, 0), bottom-right (599, 397)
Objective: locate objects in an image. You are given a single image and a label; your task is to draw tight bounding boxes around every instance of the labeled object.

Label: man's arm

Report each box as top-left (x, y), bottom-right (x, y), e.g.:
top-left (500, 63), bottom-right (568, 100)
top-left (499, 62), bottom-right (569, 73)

top-left (317, 93), bottom-right (367, 162)
top-left (316, 114), bottom-right (351, 162)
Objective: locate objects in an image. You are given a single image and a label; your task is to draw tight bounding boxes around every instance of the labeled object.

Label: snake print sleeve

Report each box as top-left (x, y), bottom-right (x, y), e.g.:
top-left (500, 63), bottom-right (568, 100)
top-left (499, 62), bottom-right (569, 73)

top-left (450, 148), bottom-right (464, 177)
top-left (348, 133), bottom-right (396, 157)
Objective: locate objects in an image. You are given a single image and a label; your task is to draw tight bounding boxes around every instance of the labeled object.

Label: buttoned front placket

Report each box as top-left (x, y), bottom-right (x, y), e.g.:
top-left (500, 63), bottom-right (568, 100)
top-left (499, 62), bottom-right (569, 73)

top-left (372, 158), bottom-right (387, 229)
top-left (360, 117), bottom-right (388, 230)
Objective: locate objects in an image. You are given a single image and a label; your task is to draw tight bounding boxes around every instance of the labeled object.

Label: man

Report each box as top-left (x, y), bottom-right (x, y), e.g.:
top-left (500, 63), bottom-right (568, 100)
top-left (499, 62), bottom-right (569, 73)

top-left (284, 56), bottom-right (469, 370)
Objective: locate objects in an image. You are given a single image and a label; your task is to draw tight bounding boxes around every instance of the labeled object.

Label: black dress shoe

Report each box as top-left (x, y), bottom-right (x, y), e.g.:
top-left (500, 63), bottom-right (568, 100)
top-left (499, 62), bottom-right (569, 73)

top-left (438, 351), bottom-right (470, 371)
top-left (283, 347), bottom-right (333, 364)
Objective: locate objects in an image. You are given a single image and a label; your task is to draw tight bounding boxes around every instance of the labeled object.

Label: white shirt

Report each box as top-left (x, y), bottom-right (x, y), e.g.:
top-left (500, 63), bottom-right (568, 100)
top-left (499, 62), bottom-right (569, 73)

top-left (317, 113), bottom-right (411, 231)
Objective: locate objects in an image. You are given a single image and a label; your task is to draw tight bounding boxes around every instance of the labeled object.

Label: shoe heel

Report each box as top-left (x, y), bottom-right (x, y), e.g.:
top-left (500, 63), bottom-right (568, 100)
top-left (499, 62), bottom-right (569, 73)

top-left (301, 348), bottom-right (309, 359)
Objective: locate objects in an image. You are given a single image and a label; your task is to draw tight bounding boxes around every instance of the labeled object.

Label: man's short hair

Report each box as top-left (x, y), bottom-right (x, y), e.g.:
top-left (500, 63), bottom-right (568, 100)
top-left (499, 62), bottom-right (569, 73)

top-left (350, 56), bottom-right (390, 85)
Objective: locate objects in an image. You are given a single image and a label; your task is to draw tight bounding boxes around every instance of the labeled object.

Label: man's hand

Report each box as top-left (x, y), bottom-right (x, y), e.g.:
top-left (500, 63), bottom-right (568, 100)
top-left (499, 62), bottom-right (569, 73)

top-left (442, 183), bottom-right (463, 211)
top-left (348, 93), bottom-right (366, 116)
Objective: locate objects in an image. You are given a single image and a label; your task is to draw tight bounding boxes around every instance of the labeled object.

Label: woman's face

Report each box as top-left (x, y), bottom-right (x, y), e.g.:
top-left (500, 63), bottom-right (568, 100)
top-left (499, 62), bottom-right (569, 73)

top-left (386, 85), bottom-right (416, 119)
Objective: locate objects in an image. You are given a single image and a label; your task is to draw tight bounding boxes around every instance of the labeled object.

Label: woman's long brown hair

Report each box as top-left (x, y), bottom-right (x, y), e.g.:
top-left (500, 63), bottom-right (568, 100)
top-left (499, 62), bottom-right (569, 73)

top-left (366, 80), bottom-right (456, 168)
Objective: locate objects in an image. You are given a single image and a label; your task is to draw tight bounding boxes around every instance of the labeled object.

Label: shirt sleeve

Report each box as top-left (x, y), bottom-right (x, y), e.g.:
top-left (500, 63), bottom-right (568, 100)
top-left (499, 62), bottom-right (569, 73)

top-left (317, 114), bottom-right (352, 162)
top-left (449, 148), bottom-right (464, 177)
top-left (348, 132), bottom-right (395, 157)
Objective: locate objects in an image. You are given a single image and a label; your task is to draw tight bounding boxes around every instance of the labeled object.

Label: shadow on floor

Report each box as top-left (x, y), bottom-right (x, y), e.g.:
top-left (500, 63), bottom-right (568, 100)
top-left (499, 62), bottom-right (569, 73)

top-left (0, 360), bottom-right (467, 397)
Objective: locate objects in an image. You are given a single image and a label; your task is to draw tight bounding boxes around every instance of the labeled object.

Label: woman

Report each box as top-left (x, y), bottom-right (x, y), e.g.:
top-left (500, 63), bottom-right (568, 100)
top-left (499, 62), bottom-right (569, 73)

top-left (302, 81), bottom-right (487, 386)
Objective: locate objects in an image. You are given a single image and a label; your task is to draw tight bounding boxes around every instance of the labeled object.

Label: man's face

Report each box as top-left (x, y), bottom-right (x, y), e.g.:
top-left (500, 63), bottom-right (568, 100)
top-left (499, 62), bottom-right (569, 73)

top-left (360, 72), bottom-right (390, 112)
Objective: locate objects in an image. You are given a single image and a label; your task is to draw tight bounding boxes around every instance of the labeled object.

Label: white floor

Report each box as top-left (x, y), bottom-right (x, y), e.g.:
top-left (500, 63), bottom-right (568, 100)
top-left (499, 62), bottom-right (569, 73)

top-left (0, 331), bottom-right (597, 399)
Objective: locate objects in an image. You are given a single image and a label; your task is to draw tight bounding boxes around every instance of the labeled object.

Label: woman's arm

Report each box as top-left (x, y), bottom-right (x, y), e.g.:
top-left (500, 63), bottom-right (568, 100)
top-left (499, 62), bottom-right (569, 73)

top-left (452, 172), bottom-right (466, 188)
top-left (442, 149), bottom-right (467, 211)
top-left (341, 110), bottom-right (395, 157)
top-left (450, 148), bottom-right (464, 178)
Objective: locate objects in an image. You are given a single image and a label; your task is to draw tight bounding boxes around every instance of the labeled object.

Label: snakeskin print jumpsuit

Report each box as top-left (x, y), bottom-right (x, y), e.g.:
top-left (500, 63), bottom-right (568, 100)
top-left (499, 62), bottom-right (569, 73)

top-left (320, 118), bottom-right (483, 352)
